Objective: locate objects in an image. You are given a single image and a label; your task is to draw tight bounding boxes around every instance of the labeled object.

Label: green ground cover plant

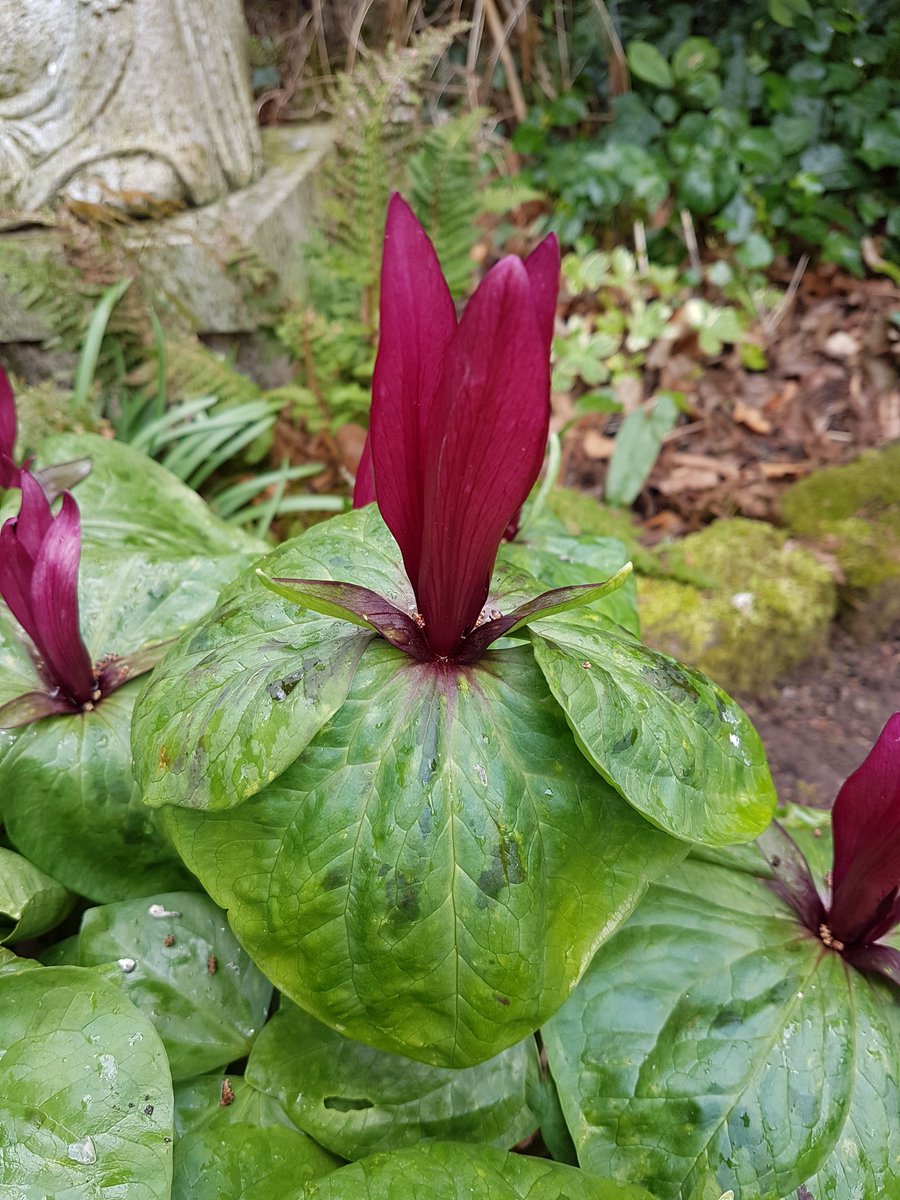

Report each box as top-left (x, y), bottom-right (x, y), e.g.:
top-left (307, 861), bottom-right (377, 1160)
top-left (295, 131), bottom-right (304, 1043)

top-left (513, 0), bottom-right (900, 275)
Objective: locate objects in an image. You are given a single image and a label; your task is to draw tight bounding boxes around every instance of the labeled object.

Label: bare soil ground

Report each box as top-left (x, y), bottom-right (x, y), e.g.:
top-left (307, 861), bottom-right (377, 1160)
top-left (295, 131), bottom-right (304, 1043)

top-left (738, 629), bottom-right (899, 809)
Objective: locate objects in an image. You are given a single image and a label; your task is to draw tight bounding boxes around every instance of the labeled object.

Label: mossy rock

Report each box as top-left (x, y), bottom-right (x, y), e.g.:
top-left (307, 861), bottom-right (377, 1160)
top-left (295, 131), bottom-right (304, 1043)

top-left (13, 378), bottom-right (104, 454)
top-left (638, 518), bottom-right (837, 695)
top-left (781, 446), bottom-right (900, 639)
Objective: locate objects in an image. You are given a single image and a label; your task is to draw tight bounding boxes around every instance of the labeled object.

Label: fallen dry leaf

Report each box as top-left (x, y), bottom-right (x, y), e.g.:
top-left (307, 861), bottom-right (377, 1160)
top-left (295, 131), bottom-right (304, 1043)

top-left (656, 466), bottom-right (721, 494)
top-left (733, 400), bottom-right (773, 436)
top-left (582, 430), bottom-right (615, 460)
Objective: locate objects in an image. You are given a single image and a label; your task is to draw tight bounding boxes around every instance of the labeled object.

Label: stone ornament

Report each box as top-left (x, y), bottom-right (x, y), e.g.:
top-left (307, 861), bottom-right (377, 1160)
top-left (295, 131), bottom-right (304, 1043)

top-left (0, 0), bottom-right (263, 209)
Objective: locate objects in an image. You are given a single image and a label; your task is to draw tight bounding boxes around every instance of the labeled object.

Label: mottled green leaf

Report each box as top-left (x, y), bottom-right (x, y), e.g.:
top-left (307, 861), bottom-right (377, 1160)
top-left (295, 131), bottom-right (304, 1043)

top-left (299, 1142), bottom-right (654, 1199)
top-left (0, 685), bottom-right (193, 900)
top-left (0, 965), bottom-right (173, 1198)
top-left (529, 610), bottom-right (775, 845)
top-left (164, 642), bottom-right (684, 1067)
top-left (0, 846), bottom-right (72, 943)
top-left (35, 432), bottom-right (262, 558)
top-left (132, 507), bottom-right (417, 812)
top-left (173, 1123), bottom-right (338, 1200)
top-left (544, 858), bottom-right (900, 1199)
top-left (76, 892), bottom-right (273, 1080)
top-left (0, 946), bottom-right (41, 975)
top-left (500, 516), bottom-right (640, 637)
top-left (174, 1073), bottom-right (300, 1138)
top-left (246, 999), bottom-right (545, 1159)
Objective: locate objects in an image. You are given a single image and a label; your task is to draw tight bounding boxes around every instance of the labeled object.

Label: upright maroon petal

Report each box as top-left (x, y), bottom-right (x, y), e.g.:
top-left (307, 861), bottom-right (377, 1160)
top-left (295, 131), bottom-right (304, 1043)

top-left (0, 519), bottom-right (39, 641)
top-left (352, 436), bottom-right (375, 508)
top-left (828, 712), bottom-right (900, 946)
top-left (30, 493), bottom-right (95, 704)
top-left (416, 256), bottom-right (551, 656)
top-left (14, 472), bottom-right (53, 559)
top-left (369, 194), bottom-right (457, 584)
top-left (523, 233), bottom-right (561, 357)
top-left (0, 367), bottom-right (15, 463)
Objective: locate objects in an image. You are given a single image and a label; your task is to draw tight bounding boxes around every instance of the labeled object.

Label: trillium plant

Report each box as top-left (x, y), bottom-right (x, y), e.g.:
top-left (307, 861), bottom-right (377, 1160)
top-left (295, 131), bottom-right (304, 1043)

top-left (0, 203), bottom-right (895, 1200)
top-left (133, 196), bottom-right (774, 1068)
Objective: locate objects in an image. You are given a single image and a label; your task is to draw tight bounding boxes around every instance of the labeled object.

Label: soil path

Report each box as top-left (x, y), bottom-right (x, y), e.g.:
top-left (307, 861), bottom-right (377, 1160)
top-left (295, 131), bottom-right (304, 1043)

top-left (738, 630), bottom-right (899, 809)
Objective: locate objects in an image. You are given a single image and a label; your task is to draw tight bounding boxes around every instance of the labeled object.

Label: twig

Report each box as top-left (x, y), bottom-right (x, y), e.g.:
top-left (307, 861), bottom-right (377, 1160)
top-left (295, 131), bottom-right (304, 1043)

top-left (482, 0), bottom-right (527, 121)
top-left (762, 253), bottom-right (809, 339)
top-left (345, 0), bottom-right (378, 72)
top-left (589, 0), bottom-right (629, 94)
top-left (554, 1), bottom-right (571, 91)
top-left (634, 220), bottom-right (649, 275)
top-left (465, 0), bottom-right (485, 110)
top-left (680, 209), bottom-right (702, 275)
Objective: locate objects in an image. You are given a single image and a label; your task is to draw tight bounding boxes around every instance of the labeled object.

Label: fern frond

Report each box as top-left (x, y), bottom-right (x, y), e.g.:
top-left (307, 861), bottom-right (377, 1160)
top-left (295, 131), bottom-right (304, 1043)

top-left (316, 23), bottom-right (467, 320)
top-left (408, 108), bottom-right (486, 297)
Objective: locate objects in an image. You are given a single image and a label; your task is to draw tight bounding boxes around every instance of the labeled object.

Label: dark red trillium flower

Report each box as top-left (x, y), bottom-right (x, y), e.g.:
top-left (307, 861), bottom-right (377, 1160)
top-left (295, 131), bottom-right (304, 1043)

top-left (0, 472), bottom-right (157, 727)
top-left (265, 195), bottom-right (621, 664)
top-left (762, 713), bottom-right (900, 984)
top-left (0, 367), bottom-right (25, 489)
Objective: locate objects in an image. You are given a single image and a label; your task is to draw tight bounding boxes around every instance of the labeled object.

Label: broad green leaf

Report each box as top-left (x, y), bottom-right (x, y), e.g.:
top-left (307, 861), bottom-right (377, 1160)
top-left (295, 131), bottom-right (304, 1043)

top-left (529, 611), bottom-right (775, 845)
top-left (605, 395), bottom-right (679, 508)
top-left (543, 858), bottom-right (900, 1199)
top-left (1, 684), bottom-right (193, 900)
top-left (768, 0), bottom-right (813, 26)
top-left (627, 41), bottom-right (673, 89)
top-left (501, 516), bottom-right (640, 637)
top-left (672, 37), bottom-right (721, 80)
top-left (173, 1122), bottom-right (338, 1200)
top-left (0, 946), bottom-right (40, 975)
top-left (174, 1073), bottom-right (301, 1137)
top-left (39, 934), bottom-right (82, 966)
top-left (246, 999), bottom-right (545, 1159)
top-left (0, 965), bottom-right (173, 1197)
top-left (34, 432), bottom-right (263, 558)
top-left (299, 1142), bottom-right (654, 1199)
top-left (163, 642), bottom-right (685, 1067)
top-left (76, 892), bottom-right (273, 1080)
top-left (132, 507), bottom-right (416, 812)
top-left (0, 846), bottom-right (72, 943)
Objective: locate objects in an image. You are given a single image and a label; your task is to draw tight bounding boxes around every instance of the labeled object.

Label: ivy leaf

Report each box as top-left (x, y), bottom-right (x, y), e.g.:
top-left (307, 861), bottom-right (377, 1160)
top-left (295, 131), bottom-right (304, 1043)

top-left (245, 999), bottom-right (545, 1159)
top-left (132, 507), bottom-right (413, 812)
top-left (626, 41), bottom-right (674, 89)
top-left (543, 856), bottom-right (900, 1199)
top-left (0, 846), bottom-right (72, 944)
top-left (529, 611), bottom-right (775, 845)
top-left (0, 684), bottom-right (193, 901)
top-left (299, 1142), bottom-right (655, 1199)
top-left (163, 642), bottom-right (685, 1067)
top-left (0, 964), bottom-right (174, 1197)
top-left (75, 892), bottom-right (273, 1080)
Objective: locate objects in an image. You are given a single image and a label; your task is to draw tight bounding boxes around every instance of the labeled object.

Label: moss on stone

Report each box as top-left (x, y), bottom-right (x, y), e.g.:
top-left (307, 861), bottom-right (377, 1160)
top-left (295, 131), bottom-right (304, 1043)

top-left (781, 446), bottom-right (900, 637)
top-left (638, 518), bottom-right (836, 695)
top-left (14, 378), bottom-right (104, 454)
